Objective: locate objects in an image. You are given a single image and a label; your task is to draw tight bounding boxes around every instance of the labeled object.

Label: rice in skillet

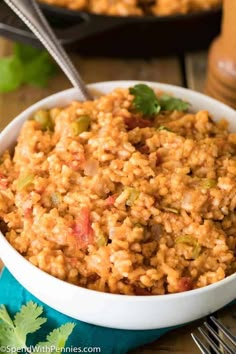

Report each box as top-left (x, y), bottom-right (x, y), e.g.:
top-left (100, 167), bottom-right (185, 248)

top-left (40, 0), bottom-right (221, 16)
top-left (0, 84), bottom-right (235, 295)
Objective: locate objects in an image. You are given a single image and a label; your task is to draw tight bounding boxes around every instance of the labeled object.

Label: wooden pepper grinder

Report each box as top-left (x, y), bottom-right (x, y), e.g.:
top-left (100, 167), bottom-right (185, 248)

top-left (205, 0), bottom-right (236, 108)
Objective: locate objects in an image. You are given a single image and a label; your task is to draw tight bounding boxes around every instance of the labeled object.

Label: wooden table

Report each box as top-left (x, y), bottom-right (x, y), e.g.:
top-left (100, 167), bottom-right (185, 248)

top-left (0, 37), bottom-right (235, 353)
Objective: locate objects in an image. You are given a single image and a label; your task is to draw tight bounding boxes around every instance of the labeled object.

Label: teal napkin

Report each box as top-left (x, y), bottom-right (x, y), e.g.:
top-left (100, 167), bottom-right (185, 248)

top-left (0, 268), bottom-right (172, 354)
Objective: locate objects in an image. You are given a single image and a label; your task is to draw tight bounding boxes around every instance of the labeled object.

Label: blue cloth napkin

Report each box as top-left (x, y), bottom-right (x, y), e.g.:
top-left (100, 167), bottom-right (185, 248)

top-left (0, 268), bottom-right (172, 354)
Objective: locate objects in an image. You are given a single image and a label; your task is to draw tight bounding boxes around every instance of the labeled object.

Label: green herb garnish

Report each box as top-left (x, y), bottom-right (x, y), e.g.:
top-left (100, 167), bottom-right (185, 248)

top-left (0, 56), bottom-right (23, 93)
top-left (129, 84), bottom-right (190, 116)
top-left (0, 302), bottom-right (75, 350)
top-left (36, 323), bottom-right (75, 352)
top-left (159, 94), bottom-right (190, 112)
top-left (0, 302), bottom-right (46, 347)
top-left (129, 84), bottom-right (161, 116)
top-left (0, 43), bottom-right (58, 93)
top-left (158, 126), bottom-right (172, 132)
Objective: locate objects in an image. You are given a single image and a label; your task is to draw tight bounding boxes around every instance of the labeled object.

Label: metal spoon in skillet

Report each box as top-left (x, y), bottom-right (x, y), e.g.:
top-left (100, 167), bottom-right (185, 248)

top-left (3, 0), bottom-right (92, 101)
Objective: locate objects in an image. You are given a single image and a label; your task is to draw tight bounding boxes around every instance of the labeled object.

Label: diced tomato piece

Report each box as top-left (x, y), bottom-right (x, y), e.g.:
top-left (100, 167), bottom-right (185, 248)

top-left (135, 143), bottom-right (149, 154)
top-left (0, 173), bottom-right (8, 188)
top-left (178, 277), bottom-right (193, 292)
top-left (72, 207), bottom-right (94, 249)
top-left (24, 208), bottom-right (33, 218)
top-left (156, 152), bottom-right (162, 166)
top-left (139, 145), bottom-right (149, 154)
top-left (124, 117), bottom-right (153, 130)
top-left (105, 194), bottom-right (118, 206)
top-left (0, 219), bottom-right (8, 234)
top-left (34, 188), bottom-right (45, 194)
top-left (87, 274), bottom-right (100, 283)
top-left (134, 286), bottom-right (151, 296)
top-left (22, 199), bottom-right (33, 218)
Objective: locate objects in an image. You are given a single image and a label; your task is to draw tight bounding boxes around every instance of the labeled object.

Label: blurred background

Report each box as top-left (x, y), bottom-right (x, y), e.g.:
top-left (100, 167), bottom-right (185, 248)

top-left (0, 0), bottom-right (223, 131)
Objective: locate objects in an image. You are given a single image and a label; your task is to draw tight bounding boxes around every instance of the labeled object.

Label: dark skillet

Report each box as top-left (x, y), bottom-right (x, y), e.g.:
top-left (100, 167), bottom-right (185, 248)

top-left (0, 1), bottom-right (221, 57)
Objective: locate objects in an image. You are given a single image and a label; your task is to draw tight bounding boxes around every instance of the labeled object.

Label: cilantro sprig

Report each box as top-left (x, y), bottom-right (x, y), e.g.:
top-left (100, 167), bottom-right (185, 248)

top-left (130, 84), bottom-right (161, 116)
top-left (0, 43), bottom-right (58, 93)
top-left (159, 94), bottom-right (190, 112)
top-left (35, 323), bottom-right (75, 353)
top-left (129, 84), bottom-right (190, 116)
top-left (0, 302), bottom-right (75, 351)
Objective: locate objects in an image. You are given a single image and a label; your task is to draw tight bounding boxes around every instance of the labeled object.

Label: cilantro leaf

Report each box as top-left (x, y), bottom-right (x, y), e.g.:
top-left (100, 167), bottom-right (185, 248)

top-left (0, 43), bottom-right (58, 93)
top-left (24, 51), bottom-right (58, 87)
top-left (159, 94), bottom-right (190, 111)
top-left (14, 43), bottom-right (41, 62)
top-left (158, 126), bottom-right (172, 132)
top-left (0, 305), bottom-right (14, 327)
top-left (0, 302), bottom-right (47, 348)
top-left (129, 84), bottom-right (190, 117)
top-left (129, 84), bottom-right (161, 116)
top-left (13, 301), bottom-right (47, 343)
top-left (0, 323), bottom-right (18, 347)
top-left (0, 302), bottom-right (75, 351)
top-left (35, 323), bottom-right (75, 354)
top-left (0, 306), bottom-right (16, 346)
top-left (0, 57), bottom-right (23, 93)
top-left (14, 43), bottom-right (57, 86)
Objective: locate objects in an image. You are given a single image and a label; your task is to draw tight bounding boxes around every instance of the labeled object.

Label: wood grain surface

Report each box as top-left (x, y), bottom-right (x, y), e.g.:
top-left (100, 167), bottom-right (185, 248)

top-left (0, 37), bottom-right (235, 354)
top-left (0, 38), bottom-right (182, 131)
top-left (185, 52), bottom-right (208, 93)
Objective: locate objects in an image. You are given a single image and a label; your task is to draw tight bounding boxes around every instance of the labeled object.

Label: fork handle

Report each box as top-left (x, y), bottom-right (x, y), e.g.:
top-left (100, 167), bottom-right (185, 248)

top-left (3, 0), bottom-right (91, 101)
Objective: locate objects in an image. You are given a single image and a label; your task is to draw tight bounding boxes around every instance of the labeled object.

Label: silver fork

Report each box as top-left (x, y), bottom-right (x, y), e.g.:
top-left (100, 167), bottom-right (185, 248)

top-left (3, 0), bottom-right (91, 101)
top-left (191, 316), bottom-right (236, 354)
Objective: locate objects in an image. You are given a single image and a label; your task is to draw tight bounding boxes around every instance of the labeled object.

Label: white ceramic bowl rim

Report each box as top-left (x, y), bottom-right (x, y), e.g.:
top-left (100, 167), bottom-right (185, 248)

top-left (0, 80), bottom-right (236, 303)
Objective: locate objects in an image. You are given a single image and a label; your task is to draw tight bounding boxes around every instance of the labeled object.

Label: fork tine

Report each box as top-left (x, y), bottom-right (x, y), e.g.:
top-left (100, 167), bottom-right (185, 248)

top-left (191, 333), bottom-right (212, 354)
top-left (204, 322), bottom-right (235, 354)
top-left (210, 316), bottom-right (236, 347)
top-left (198, 327), bottom-right (223, 354)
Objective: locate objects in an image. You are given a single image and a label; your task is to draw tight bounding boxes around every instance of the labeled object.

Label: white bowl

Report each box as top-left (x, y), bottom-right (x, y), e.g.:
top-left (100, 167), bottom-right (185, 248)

top-left (0, 81), bottom-right (235, 330)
